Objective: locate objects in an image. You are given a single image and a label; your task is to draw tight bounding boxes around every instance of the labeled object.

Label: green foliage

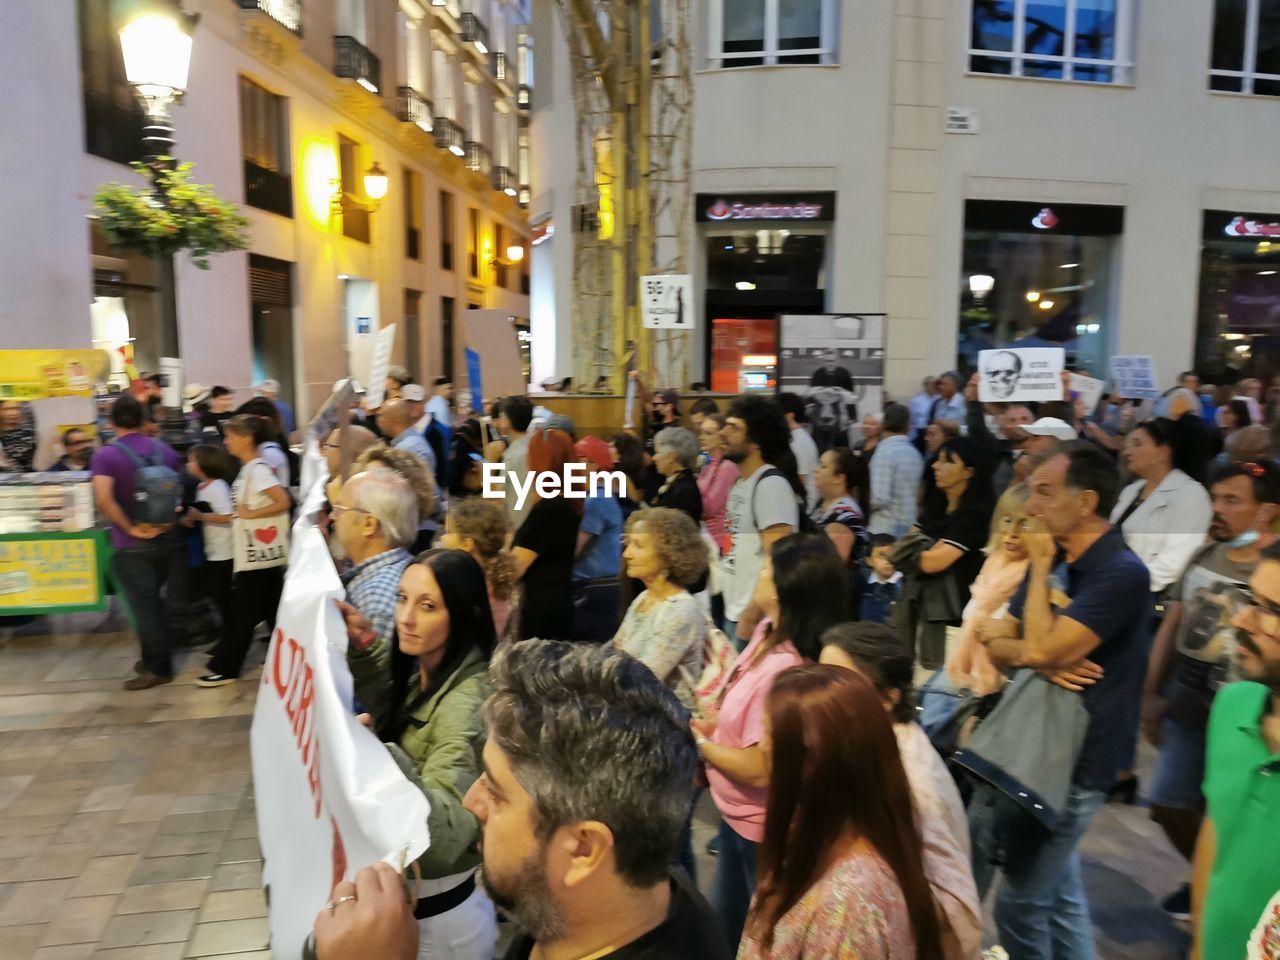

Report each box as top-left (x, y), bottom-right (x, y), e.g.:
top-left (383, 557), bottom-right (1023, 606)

top-left (93, 160), bottom-right (250, 269)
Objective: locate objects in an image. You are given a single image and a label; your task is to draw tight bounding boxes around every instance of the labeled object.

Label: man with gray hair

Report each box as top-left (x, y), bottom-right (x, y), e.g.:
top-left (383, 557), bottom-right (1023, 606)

top-left (332, 468), bottom-right (418, 654)
top-left (474, 640), bottom-right (727, 959)
top-left (255, 378), bottom-right (296, 434)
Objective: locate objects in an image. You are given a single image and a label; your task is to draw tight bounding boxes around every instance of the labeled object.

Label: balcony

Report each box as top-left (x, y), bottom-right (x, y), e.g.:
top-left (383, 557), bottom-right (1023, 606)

top-left (434, 117), bottom-right (466, 157)
top-left (236, 0), bottom-right (302, 35)
top-left (83, 92), bottom-right (145, 167)
top-left (334, 35), bottom-right (381, 94)
top-left (517, 83), bottom-right (531, 110)
top-left (460, 12), bottom-right (490, 55)
top-left (341, 197), bottom-right (371, 244)
top-left (396, 86), bottom-right (433, 133)
top-left (491, 51), bottom-right (508, 82)
top-left (518, 185), bottom-right (530, 208)
top-left (465, 141), bottom-right (493, 176)
top-left (243, 159), bottom-right (293, 218)
top-left (491, 165), bottom-right (517, 198)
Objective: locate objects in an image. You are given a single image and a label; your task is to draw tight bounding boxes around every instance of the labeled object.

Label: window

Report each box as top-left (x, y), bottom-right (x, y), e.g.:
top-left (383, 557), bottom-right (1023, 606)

top-left (520, 242), bottom-right (530, 295)
top-left (240, 78), bottom-right (292, 218)
top-left (78, 0), bottom-right (145, 165)
top-left (708, 0), bottom-right (837, 68)
top-left (440, 191), bottom-right (455, 270)
top-left (339, 135), bottom-right (371, 243)
top-left (404, 168), bottom-right (422, 260)
top-left (337, 0), bottom-right (367, 43)
top-left (468, 207), bottom-right (480, 278)
top-left (433, 46), bottom-right (456, 119)
top-left (441, 296), bottom-right (456, 381)
top-left (495, 223), bottom-right (508, 288)
top-left (1211, 0), bottom-right (1280, 96)
top-left (969, 0), bottom-right (1134, 84)
top-left (1195, 209), bottom-right (1280, 379)
top-left (399, 10), bottom-right (427, 93)
top-left (404, 289), bottom-right (423, 381)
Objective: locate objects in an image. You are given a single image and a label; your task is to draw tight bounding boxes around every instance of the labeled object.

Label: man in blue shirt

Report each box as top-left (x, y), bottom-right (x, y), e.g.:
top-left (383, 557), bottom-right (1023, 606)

top-left (907, 375), bottom-right (937, 443)
top-left (256, 379), bottom-right (296, 435)
top-left (377, 398), bottom-right (442, 540)
top-left (978, 443), bottom-right (1151, 959)
top-left (930, 371), bottom-right (967, 429)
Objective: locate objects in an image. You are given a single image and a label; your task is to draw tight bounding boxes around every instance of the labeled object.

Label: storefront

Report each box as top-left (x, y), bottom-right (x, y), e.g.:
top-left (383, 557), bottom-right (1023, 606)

top-left (698, 192), bottom-right (834, 393)
top-left (957, 200), bottom-right (1124, 375)
top-left (1195, 209), bottom-right (1280, 382)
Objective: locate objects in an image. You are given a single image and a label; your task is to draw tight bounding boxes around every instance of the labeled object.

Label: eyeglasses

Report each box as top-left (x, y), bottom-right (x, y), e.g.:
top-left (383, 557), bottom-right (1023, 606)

top-left (1237, 587), bottom-right (1280, 639)
top-left (330, 504), bottom-right (370, 519)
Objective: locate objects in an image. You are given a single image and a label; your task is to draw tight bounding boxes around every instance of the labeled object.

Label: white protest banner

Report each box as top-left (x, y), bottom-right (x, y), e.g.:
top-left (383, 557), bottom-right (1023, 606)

top-left (641, 274), bottom-right (695, 329)
top-left (1110, 355), bottom-right (1162, 399)
top-left (362, 323), bottom-right (399, 411)
top-left (159, 357), bottom-right (182, 409)
top-left (251, 441), bottom-right (430, 959)
top-left (1068, 372), bottom-right (1106, 415)
top-left (978, 347), bottom-right (1065, 403)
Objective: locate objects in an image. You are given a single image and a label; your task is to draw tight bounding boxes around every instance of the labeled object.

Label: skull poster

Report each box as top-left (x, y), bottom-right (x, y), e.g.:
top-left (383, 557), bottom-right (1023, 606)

top-left (778, 314), bottom-right (885, 452)
top-left (978, 347), bottom-right (1065, 403)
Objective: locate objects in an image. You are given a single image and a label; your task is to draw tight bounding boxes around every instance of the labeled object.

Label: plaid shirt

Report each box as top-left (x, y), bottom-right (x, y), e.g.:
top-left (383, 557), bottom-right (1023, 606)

top-left (341, 548), bottom-right (413, 650)
top-left (868, 435), bottom-right (924, 539)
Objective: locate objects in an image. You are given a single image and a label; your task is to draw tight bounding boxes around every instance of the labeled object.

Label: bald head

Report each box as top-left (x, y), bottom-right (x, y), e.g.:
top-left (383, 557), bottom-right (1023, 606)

top-left (323, 425), bottom-right (379, 478)
top-left (377, 399), bottom-right (414, 438)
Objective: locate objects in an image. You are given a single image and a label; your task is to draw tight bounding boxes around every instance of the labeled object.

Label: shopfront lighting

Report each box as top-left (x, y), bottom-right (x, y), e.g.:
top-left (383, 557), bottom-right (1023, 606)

top-left (1026, 290), bottom-right (1041, 302)
top-left (1087, 323), bottom-right (1100, 334)
top-left (736, 281), bottom-right (757, 291)
top-left (1236, 344), bottom-right (1252, 354)
top-left (1038, 299), bottom-right (1055, 310)
top-left (1260, 270), bottom-right (1277, 276)
top-left (1060, 263), bottom-right (1078, 269)
top-left (968, 274), bottom-right (995, 299)
top-left (363, 162), bottom-right (389, 202)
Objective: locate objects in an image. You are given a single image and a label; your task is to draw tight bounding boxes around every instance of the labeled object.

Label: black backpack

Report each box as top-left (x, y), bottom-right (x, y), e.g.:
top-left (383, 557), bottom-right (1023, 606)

top-left (423, 417), bottom-right (449, 490)
top-left (111, 439), bottom-right (182, 527)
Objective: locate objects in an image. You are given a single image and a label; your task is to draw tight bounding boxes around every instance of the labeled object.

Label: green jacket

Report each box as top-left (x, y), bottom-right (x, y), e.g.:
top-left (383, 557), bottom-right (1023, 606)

top-left (350, 641), bottom-right (490, 879)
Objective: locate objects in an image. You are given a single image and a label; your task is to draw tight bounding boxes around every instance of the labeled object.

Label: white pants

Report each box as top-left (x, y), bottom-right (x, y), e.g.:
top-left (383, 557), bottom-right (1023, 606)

top-left (414, 873), bottom-right (497, 960)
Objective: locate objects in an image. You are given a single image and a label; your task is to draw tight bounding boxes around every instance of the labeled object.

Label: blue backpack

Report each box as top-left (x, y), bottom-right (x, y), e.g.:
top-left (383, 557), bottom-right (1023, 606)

top-left (111, 439), bottom-right (182, 527)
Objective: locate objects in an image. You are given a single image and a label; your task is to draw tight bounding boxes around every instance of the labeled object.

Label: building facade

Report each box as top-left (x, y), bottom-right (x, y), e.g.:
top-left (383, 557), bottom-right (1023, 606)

top-left (529, 0), bottom-right (1280, 400)
top-left (3, 0), bottom-right (532, 418)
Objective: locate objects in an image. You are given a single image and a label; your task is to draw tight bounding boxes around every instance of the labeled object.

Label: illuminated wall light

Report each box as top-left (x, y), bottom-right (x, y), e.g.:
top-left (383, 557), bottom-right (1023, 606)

top-left (1026, 291), bottom-right (1041, 302)
top-left (735, 281), bottom-right (757, 291)
top-left (1086, 323), bottom-right (1100, 334)
top-left (301, 137), bottom-right (340, 225)
top-left (1038, 299), bottom-right (1055, 310)
top-left (1236, 344), bottom-right (1252, 354)
top-left (1260, 270), bottom-right (1277, 276)
top-left (1060, 263), bottom-right (1079, 269)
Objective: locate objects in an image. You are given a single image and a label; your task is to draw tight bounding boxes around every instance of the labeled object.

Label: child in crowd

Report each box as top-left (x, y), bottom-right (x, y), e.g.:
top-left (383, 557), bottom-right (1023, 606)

top-left (184, 444), bottom-right (236, 635)
top-left (858, 533), bottom-right (902, 624)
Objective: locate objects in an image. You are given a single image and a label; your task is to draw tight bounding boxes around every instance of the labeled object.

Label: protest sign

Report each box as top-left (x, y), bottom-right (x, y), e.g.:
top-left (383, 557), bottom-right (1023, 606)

top-left (362, 324), bottom-right (398, 411)
top-left (1110, 355), bottom-right (1162, 399)
top-left (251, 442), bottom-right (430, 959)
top-left (978, 348), bottom-right (1065, 403)
top-left (1068, 372), bottom-right (1106, 415)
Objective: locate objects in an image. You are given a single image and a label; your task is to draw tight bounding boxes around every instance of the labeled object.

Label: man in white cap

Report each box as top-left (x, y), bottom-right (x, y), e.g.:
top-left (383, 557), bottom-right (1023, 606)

top-left (401, 384), bottom-right (429, 434)
top-left (255, 378), bottom-right (296, 434)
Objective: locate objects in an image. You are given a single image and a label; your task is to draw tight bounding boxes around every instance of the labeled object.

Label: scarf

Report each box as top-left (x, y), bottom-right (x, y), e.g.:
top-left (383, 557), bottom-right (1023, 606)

top-left (946, 552), bottom-right (1028, 696)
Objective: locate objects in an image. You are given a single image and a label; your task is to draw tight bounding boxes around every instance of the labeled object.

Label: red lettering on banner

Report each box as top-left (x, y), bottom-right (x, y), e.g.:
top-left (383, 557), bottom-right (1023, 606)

top-left (264, 628), bottom-right (324, 819)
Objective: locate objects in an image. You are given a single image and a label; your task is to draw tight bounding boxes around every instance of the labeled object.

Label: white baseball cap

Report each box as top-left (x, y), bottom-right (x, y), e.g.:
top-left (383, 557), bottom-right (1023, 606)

top-left (1021, 417), bottom-right (1078, 441)
top-left (401, 384), bottom-right (427, 402)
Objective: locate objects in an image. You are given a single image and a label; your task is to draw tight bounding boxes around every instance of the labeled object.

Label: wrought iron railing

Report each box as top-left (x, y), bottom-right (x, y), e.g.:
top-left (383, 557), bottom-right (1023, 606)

top-left (492, 51), bottom-right (508, 81)
top-left (236, 0), bottom-right (302, 35)
top-left (460, 12), bottom-right (490, 54)
top-left (244, 160), bottom-right (293, 218)
top-left (434, 117), bottom-right (466, 156)
top-left (396, 86), bottom-right (433, 132)
top-left (465, 141), bottom-right (493, 176)
top-left (334, 35), bottom-right (381, 93)
top-left (517, 83), bottom-right (531, 109)
top-left (83, 92), bottom-right (146, 166)
top-left (491, 165), bottom-right (516, 197)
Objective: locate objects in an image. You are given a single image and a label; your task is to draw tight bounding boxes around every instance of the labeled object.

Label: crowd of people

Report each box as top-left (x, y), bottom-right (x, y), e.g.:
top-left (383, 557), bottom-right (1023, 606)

top-left (50, 361), bottom-right (1280, 960)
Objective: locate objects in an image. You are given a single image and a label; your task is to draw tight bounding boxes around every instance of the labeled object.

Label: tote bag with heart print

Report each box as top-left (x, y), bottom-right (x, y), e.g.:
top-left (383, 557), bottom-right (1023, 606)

top-left (233, 460), bottom-right (290, 572)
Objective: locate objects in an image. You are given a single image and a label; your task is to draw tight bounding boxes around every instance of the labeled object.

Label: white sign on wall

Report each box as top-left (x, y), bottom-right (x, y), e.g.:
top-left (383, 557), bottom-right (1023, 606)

top-left (978, 348), bottom-right (1065, 403)
top-left (945, 106), bottom-right (980, 134)
top-left (641, 274), bottom-right (695, 329)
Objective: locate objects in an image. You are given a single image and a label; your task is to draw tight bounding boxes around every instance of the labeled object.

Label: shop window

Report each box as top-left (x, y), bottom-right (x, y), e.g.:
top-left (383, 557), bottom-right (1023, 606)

top-left (442, 296), bottom-right (456, 381)
top-left (709, 0), bottom-right (838, 68)
top-left (495, 223), bottom-right (508, 288)
top-left (969, 0), bottom-right (1134, 84)
top-left (1210, 0), bottom-right (1280, 96)
top-left (1195, 210), bottom-right (1280, 382)
top-left (468, 207), bottom-right (480, 278)
top-left (240, 78), bottom-right (292, 218)
top-left (338, 135), bottom-right (370, 243)
top-left (78, 0), bottom-right (145, 166)
top-left (440, 190), bottom-right (455, 270)
top-left (957, 200), bottom-right (1123, 376)
top-left (404, 289), bottom-right (422, 382)
top-left (404, 168), bottom-right (422, 260)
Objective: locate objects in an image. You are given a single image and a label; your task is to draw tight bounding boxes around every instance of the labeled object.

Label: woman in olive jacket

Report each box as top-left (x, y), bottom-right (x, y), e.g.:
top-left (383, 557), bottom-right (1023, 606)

top-left (341, 548), bottom-right (496, 960)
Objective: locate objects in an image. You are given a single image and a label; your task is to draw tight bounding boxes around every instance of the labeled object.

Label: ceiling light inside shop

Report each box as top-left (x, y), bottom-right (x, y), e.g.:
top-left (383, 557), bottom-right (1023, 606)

top-left (736, 281), bottom-right (757, 291)
top-left (1223, 333), bottom-right (1245, 340)
top-left (1260, 270), bottom-right (1277, 276)
top-left (1061, 263), bottom-right (1078, 269)
top-left (1026, 291), bottom-right (1041, 302)
top-left (968, 274), bottom-right (995, 297)
top-left (1038, 299), bottom-right (1055, 310)
top-left (1236, 344), bottom-right (1252, 353)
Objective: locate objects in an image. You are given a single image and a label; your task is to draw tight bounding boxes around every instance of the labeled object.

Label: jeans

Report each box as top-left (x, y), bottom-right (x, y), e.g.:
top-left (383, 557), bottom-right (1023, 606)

top-left (708, 819), bottom-right (758, 954)
top-left (208, 567), bottom-right (285, 678)
top-left (202, 560), bottom-right (234, 634)
top-left (968, 781), bottom-right (1106, 960)
top-left (673, 787), bottom-right (703, 885)
top-left (112, 538), bottom-right (181, 677)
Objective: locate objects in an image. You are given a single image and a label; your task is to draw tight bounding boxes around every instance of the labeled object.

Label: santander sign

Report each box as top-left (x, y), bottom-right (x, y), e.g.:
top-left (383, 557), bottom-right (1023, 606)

top-left (1225, 216), bottom-right (1280, 239)
top-left (706, 198), bottom-right (823, 221)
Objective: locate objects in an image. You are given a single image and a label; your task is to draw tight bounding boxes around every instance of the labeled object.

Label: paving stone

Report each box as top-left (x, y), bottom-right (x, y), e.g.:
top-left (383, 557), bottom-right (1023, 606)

top-left (38, 895), bottom-right (117, 946)
top-left (70, 856), bottom-right (140, 897)
top-left (32, 945), bottom-right (97, 960)
top-left (6, 843), bottom-right (97, 882)
top-left (92, 941), bottom-right (187, 960)
top-left (116, 795), bottom-right (176, 824)
top-left (97, 910), bottom-right (197, 950)
top-left (207, 863), bottom-right (262, 894)
top-left (197, 890), bottom-right (267, 924)
top-left (185, 918), bottom-right (269, 957)
top-left (214, 839), bottom-right (260, 865)
top-left (0, 879), bottom-right (74, 926)
top-left (144, 834), bottom-right (225, 859)
top-left (115, 880), bottom-right (210, 915)
top-left (128, 854), bottom-right (219, 886)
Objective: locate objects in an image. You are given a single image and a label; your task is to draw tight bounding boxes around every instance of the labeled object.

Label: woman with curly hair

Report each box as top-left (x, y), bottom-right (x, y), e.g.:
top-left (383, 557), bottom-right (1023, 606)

top-left (354, 444), bottom-right (439, 553)
top-left (439, 498), bottom-right (518, 641)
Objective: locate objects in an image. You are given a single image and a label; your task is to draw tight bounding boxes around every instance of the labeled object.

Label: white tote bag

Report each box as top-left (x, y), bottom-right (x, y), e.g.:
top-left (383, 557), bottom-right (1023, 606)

top-left (233, 461), bottom-right (290, 572)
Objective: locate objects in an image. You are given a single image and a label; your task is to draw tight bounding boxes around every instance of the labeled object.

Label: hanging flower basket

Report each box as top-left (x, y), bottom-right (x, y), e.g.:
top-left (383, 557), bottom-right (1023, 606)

top-left (93, 159), bottom-right (250, 269)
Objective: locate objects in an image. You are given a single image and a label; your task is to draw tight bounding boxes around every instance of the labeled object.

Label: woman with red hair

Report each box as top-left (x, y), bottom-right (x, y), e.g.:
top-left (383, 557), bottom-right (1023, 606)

top-left (511, 428), bottom-right (582, 641)
top-left (739, 665), bottom-right (942, 960)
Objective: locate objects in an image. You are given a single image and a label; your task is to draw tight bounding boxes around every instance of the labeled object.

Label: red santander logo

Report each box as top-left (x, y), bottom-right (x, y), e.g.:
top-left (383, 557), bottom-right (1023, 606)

top-left (1032, 207), bottom-right (1059, 230)
top-left (1226, 216), bottom-right (1280, 238)
top-left (707, 199), bottom-right (732, 221)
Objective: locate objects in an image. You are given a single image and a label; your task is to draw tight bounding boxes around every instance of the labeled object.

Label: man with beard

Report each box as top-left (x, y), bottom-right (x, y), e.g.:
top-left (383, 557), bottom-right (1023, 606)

top-left (312, 640), bottom-right (729, 960)
top-left (1192, 540), bottom-right (1280, 960)
top-left (1140, 460), bottom-right (1280, 923)
top-left (48, 428), bottom-right (95, 471)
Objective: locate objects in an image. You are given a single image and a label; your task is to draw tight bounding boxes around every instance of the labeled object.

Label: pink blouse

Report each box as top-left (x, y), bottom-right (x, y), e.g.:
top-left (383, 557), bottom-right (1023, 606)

top-left (698, 455), bottom-right (739, 550)
top-left (737, 847), bottom-right (917, 960)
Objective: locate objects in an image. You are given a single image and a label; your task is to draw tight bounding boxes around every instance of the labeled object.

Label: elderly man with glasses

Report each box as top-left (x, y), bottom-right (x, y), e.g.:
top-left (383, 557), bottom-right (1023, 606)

top-left (48, 428), bottom-right (95, 472)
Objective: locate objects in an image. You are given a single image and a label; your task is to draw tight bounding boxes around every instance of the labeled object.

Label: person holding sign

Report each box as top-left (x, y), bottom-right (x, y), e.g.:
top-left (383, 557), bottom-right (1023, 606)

top-left (340, 548), bottom-right (499, 960)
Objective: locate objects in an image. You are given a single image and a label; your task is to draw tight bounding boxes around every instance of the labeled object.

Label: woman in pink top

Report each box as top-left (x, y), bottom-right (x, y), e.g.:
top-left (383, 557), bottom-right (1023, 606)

top-left (738, 665), bottom-right (942, 960)
top-left (698, 413), bottom-right (739, 551)
top-left (692, 535), bottom-right (851, 952)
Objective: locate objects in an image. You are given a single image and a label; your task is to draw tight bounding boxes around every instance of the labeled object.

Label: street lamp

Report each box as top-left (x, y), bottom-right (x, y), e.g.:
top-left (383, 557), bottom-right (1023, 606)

top-left (119, 3), bottom-right (196, 161)
top-left (968, 274), bottom-right (995, 301)
top-left (363, 162), bottom-right (389, 203)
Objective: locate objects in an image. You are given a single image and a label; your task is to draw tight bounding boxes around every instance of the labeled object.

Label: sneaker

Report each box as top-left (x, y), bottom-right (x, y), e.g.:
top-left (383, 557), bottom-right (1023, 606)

top-left (196, 673), bottom-right (236, 688)
top-left (1162, 884), bottom-right (1192, 922)
top-left (123, 672), bottom-right (172, 691)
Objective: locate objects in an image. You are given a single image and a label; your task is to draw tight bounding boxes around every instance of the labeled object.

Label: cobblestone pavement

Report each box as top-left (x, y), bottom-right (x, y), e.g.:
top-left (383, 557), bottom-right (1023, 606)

top-left (0, 611), bottom-right (1187, 959)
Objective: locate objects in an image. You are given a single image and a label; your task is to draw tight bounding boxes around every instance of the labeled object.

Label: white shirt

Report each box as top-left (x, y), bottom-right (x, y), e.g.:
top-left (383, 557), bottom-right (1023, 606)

top-left (1111, 468), bottom-right (1213, 593)
top-left (197, 478), bottom-right (233, 562)
top-left (721, 465), bottom-right (800, 621)
top-left (790, 426), bottom-right (819, 511)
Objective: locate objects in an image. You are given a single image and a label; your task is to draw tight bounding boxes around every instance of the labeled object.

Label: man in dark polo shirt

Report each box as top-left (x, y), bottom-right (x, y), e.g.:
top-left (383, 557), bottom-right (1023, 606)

top-left (980, 443), bottom-right (1152, 958)
top-left (1191, 542), bottom-right (1280, 960)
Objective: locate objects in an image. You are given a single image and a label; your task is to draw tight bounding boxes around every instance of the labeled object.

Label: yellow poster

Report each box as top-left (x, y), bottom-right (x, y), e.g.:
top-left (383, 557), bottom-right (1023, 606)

top-left (0, 536), bottom-right (102, 610)
top-left (0, 350), bottom-right (110, 400)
